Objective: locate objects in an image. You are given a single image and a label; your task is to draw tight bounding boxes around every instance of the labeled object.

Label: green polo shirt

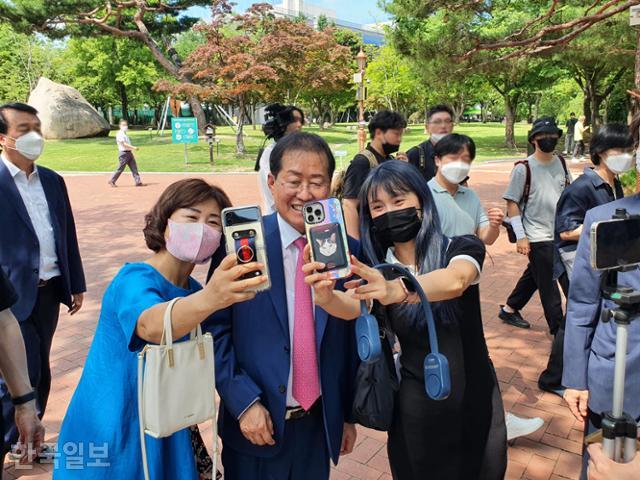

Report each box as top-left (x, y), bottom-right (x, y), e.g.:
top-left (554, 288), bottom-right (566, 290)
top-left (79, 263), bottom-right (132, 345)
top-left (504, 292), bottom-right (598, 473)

top-left (428, 177), bottom-right (489, 237)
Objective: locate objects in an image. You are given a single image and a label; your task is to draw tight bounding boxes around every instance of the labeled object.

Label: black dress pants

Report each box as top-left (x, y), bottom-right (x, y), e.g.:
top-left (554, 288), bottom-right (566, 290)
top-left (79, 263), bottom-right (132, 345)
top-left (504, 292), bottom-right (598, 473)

top-left (506, 241), bottom-right (564, 335)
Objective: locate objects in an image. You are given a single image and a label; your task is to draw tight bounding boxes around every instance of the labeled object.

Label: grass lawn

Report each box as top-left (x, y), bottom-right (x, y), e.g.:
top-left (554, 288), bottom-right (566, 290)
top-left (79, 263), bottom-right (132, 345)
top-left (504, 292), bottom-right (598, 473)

top-left (38, 122), bottom-right (532, 173)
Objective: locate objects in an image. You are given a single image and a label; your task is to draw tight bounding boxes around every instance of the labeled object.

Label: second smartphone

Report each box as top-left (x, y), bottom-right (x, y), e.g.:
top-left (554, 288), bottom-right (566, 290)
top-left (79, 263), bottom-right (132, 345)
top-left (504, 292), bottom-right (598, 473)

top-left (221, 205), bottom-right (271, 292)
top-left (304, 198), bottom-right (351, 279)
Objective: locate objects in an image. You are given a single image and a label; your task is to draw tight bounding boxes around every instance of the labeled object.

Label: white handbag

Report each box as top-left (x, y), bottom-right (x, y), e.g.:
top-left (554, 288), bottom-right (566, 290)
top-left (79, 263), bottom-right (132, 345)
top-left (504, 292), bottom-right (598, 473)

top-left (137, 297), bottom-right (218, 480)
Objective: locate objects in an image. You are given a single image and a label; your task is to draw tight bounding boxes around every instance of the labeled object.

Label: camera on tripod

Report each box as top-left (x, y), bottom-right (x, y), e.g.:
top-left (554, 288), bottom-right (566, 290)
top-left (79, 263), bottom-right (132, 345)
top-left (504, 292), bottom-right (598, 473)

top-left (589, 207), bottom-right (640, 463)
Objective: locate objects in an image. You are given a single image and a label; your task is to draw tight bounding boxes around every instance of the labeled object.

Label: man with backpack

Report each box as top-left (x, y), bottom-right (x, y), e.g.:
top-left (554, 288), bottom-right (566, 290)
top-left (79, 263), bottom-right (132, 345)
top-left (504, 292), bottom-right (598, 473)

top-left (499, 117), bottom-right (571, 351)
top-left (341, 110), bottom-right (407, 238)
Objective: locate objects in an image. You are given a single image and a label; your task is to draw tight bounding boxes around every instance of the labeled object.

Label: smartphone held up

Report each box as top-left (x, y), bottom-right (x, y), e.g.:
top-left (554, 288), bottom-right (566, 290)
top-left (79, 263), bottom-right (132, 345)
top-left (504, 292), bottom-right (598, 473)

top-left (222, 205), bottom-right (271, 292)
top-left (304, 198), bottom-right (351, 280)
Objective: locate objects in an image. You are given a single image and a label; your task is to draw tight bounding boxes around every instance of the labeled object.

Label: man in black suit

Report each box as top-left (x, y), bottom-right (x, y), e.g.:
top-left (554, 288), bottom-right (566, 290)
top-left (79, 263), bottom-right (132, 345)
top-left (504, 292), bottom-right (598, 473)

top-left (0, 102), bottom-right (85, 455)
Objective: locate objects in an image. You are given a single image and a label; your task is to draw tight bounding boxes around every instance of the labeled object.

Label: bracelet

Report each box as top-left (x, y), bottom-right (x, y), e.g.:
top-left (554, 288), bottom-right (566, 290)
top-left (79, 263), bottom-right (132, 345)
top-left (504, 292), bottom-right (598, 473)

top-left (11, 391), bottom-right (35, 406)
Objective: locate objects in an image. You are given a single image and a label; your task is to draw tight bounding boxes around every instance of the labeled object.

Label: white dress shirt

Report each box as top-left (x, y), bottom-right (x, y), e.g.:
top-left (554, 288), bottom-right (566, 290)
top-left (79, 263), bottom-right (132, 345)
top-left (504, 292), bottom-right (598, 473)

top-left (258, 143), bottom-right (276, 215)
top-left (277, 214), bottom-right (321, 407)
top-left (2, 155), bottom-right (60, 280)
top-left (116, 130), bottom-right (132, 153)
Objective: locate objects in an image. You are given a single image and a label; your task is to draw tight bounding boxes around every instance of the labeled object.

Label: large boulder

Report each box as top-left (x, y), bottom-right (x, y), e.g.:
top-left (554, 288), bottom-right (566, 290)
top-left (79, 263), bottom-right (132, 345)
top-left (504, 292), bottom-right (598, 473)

top-left (28, 77), bottom-right (110, 139)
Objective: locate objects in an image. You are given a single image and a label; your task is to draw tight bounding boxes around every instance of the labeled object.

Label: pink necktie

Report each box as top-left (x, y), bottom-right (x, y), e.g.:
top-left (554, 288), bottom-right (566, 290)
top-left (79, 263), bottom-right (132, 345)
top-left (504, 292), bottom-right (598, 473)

top-left (292, 237), bottom-right (320, 410)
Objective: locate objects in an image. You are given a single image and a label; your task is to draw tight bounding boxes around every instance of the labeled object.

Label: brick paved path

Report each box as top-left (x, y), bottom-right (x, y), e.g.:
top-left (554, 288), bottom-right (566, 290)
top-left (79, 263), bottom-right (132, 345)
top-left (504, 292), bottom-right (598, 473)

top-left (3, 160), bottom-right (590, 479)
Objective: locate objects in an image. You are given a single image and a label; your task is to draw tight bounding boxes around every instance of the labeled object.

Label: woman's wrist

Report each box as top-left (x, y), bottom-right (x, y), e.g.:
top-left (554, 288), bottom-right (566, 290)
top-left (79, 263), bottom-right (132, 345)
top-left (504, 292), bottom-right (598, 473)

top-left (383, 278), bottom-right (407, 305)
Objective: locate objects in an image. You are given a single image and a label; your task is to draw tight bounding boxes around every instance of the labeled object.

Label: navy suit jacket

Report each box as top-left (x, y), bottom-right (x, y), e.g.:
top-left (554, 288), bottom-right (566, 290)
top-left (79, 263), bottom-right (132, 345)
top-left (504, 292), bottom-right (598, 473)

top-left (563, 194), bottom-right (640, 417)
top-left (0, 160), bottom-right (86, 321)
top-left (205, 213), bottom-right (360, 463)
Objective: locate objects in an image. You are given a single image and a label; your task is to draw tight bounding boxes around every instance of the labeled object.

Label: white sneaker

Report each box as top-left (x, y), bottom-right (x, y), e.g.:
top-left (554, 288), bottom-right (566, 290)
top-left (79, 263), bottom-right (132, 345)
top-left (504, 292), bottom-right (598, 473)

top-left (505, 412), bottom-right (544, 441)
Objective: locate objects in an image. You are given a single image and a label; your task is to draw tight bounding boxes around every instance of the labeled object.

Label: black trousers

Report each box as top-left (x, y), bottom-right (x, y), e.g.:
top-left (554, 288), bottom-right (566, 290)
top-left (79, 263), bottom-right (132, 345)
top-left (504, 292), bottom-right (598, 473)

top-left (506, 241), bottom-right (564, 335)
top-left (538, 274), bottom-right (569, 390)
top-left (0, 278), bottom-right (61, 451)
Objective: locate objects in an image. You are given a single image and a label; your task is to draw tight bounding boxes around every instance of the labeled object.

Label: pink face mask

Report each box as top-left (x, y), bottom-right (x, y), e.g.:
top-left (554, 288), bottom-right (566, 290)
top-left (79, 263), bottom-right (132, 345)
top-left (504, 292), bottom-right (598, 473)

top-left (166, 219), bottom-right (222, 264)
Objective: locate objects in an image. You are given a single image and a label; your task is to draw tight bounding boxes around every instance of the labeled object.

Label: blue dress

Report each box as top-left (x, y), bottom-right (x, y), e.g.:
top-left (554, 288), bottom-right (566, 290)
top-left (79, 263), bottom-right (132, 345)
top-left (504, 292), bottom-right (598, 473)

top-left (54, 263), bottom-right (201, 479)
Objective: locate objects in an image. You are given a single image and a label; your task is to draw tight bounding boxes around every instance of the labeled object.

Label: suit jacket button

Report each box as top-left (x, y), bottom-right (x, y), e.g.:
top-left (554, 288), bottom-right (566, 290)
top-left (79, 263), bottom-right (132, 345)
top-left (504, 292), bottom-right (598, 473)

top-left (33, 269), bottom-right (39, 275)
top-left (284, 346), bottom-right (290, 353)
top-left (278, 385), bottom-right (286, 394)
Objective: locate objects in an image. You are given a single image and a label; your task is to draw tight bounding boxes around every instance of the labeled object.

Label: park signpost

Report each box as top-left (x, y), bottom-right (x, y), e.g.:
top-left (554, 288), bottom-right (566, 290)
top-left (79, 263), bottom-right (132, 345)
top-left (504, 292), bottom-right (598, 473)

top-left (171, 117), bottom-right (198, 164)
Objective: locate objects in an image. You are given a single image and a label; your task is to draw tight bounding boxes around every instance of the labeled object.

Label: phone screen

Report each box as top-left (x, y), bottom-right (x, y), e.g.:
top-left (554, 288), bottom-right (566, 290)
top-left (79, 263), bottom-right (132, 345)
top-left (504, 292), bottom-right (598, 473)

top-left (225, 207), bottom-right (261, 226)
top-left (592, 217), bottom-right (640, 270)
top-left (309, 223), bottom-right (348, 272)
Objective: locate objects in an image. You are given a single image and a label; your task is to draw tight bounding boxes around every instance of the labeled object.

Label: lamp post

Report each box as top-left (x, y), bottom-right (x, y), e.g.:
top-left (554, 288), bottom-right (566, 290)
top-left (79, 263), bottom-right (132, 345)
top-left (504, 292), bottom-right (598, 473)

top-left (356, 47), bottom-right (368, 151)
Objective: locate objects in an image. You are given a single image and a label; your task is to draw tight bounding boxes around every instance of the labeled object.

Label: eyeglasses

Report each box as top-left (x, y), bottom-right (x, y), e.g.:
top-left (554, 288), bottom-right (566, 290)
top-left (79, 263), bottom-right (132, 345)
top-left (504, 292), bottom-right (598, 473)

top-left (429, 119), bottom-right (453, 126)
top-left (279, 180), bottom-right (328, 194)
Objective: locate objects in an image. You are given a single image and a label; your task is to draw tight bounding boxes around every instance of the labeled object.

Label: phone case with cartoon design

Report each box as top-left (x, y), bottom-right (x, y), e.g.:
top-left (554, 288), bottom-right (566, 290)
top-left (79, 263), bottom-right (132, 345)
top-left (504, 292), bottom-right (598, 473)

top-left (304, 198), bottom-right (351, 280)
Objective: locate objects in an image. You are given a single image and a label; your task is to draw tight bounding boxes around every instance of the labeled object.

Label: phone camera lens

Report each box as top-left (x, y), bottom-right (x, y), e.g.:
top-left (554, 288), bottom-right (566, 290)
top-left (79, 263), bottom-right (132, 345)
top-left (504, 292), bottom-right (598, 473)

top-left (307, 215), bottom-right (314, 222)
top-left (315, 209), bottom-right (322, 217)
top-left (306, 206), bottom-right (313, 213)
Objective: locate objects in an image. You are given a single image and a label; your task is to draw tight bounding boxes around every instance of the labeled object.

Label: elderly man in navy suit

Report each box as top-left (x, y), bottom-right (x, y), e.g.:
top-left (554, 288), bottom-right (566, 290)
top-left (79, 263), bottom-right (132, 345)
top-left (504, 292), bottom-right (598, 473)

top-left (563, 190), bottom-right (640, 480)
top-left (0, 103), bottom-right (85, 457)
top-left (207, 132), bottom-right (359, 480)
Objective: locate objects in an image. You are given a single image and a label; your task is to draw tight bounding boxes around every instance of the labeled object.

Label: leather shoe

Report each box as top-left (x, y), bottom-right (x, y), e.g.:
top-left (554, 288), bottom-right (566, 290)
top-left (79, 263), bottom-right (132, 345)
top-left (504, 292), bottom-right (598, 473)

top-left (499, 305), bottom-right (530, 329)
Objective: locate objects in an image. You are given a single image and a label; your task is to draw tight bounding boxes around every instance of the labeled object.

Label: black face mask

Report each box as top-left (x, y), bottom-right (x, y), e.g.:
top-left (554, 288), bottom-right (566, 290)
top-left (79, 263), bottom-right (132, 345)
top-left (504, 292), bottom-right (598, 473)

top-left (537, 137), bottom-right (558, 153)
top-left (372, 207), bottom-right (422, 248)
top-left (382, 142), bottom-right (400, 156)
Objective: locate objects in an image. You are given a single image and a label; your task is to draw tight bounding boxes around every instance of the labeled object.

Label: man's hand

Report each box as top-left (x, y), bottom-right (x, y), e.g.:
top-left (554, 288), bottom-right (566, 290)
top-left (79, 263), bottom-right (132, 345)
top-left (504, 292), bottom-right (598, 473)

top-left (14, 401), bottom-right (44, 464)
top-left (239, 402), bottom-right (275, 446)
top-left (340, 423), bottom-right (357, 455)
top-left (395, 152), bottom-right (408, 162)
top-left (516, 238), bottom-right (530, 256)
top-left (487, 208), bottom-right (505, 228)
top-left (588, 443), bottom-right (640, 480)
top-left (69, 293), bottom-right (84, 315)
top-left (563, 388), bottom-right (589, 422)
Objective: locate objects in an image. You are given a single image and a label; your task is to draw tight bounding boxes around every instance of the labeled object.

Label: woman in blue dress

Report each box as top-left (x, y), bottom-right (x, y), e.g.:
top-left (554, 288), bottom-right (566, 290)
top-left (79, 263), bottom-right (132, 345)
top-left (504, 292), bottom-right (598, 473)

top-left (54, 178), bottom-right (266, 479)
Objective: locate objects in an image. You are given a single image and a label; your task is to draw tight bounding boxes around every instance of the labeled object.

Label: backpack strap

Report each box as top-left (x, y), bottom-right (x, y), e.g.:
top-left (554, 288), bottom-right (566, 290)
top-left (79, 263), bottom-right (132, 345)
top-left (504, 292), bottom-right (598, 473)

top-left (514, 159), bottom-right (531, 215)
top-left (359, 149), bottom-right (379, 169)
top-left (419, 143), bottom-right (426, 170)
top-left (558, 155), bottom-right (571, 187)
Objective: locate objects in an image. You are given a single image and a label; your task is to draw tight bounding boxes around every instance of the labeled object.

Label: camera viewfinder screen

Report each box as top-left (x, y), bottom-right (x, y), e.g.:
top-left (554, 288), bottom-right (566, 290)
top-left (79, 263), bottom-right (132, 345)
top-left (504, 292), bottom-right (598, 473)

top-left (594, 217), bottom-right (640, 270)
top-left (226, 207), bottom-right (260, 226)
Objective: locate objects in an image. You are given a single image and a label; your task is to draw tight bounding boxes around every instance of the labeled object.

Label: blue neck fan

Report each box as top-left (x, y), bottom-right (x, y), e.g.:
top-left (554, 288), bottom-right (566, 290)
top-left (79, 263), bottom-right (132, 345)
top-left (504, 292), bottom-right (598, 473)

top-left (355, 263), bottom-right (451, 401)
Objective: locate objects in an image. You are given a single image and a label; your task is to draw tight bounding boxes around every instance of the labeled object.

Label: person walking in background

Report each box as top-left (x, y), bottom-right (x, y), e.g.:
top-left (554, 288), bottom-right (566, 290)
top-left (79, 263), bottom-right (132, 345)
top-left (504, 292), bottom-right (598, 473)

top-left (406, 104), bottom-right (456, 182)
top-left (0, 268), bottom-right (45, 477)
top-left (109, 119), bottom-right (144, 187)
top-left (499, 118), bottom-right (572, 399)
top-left (564, 112), bottom-right (577, 155)
top-left (257, 103), bottom-right (305, 214)
top-left (0, 102), bottom-right (86, 460)
top-left (572, 115), bottom-right (589, 163)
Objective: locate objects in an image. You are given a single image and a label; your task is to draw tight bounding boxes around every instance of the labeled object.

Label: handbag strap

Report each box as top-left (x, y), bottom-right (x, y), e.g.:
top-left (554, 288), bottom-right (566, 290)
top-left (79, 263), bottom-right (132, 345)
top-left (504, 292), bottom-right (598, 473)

top-left (138, 351), bottom-right (151, 480)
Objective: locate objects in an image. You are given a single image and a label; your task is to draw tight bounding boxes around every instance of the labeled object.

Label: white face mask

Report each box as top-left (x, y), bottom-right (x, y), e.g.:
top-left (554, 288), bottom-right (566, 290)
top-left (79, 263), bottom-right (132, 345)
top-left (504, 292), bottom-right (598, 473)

top-left (430, 133), bottom-right (447, 144)
top-left (440, 160), bottom-right (471, 185)
top-left (605, 153), bottom-right (634, 174)
top-left (4, 131), bottom-right (45, 161)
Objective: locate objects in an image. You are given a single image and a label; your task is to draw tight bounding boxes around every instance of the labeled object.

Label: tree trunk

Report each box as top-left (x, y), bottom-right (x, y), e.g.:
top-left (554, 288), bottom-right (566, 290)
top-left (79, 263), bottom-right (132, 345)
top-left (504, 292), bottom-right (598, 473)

top-left (118, 82), bottom-right (129, 122)
top-left (236, 96), bottom-right (246, 155)
top-left (503, 94), bottom-right (517, 149)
